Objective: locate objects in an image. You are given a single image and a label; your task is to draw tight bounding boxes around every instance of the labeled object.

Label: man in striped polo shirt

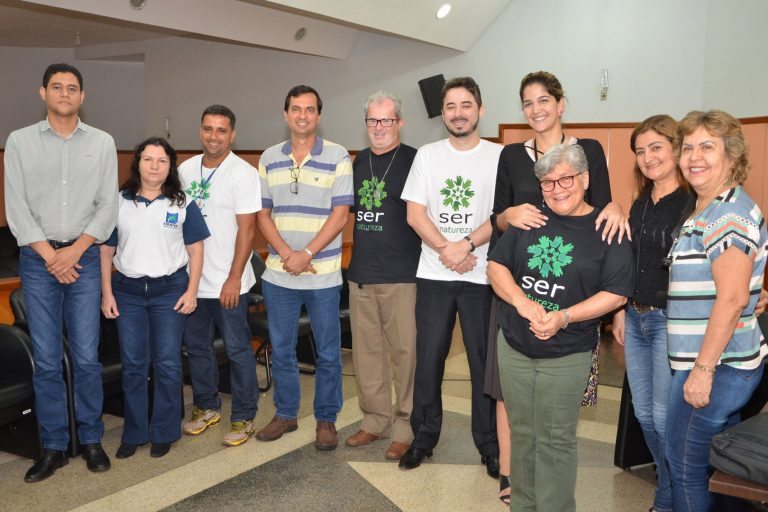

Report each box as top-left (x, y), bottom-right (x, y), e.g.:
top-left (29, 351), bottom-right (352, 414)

top-left (255, 85), bottom-right (353, 450)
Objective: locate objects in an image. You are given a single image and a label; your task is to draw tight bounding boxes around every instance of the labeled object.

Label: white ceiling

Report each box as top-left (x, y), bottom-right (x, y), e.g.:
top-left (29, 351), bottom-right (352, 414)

top-left (0, 0), bottom-right (511, 58)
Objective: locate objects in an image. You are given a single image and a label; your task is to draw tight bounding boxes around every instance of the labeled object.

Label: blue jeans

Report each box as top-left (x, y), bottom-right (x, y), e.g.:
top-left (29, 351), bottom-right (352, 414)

top-left (262, 281), bottom-right (342, 422)
top-left (112, 268), bottom-right (188, 444)
top-left (19, 245), bottom-right (103, 451)
top-left (184, 295), bottom-right (258, 422)
top-left (624, 306), bottom-right (673, 512)
top-left (666, 363), bottom-right (764, 512)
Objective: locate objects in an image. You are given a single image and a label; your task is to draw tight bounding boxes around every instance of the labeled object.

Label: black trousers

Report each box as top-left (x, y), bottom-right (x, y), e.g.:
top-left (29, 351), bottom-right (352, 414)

top-left (410, 278), bottom-right (498, 456)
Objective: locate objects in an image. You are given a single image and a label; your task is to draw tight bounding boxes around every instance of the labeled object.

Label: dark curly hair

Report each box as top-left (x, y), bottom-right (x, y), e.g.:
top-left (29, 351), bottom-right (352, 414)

top-left (122, 137), bottom-right (186, 206)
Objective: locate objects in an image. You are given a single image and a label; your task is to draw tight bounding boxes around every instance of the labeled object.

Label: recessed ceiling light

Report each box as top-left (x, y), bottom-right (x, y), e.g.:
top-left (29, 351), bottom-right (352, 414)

top-left (436, 3), bottom-right (451, 19)
top-left (129, 0), bottom-right (148, 10)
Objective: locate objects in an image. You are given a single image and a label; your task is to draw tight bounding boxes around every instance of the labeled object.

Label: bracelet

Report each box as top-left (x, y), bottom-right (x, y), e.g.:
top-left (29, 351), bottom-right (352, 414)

top-left (303, 247), bottom-right (314, 258)
top-left (561, 309), bottom-right (570, 329)
top-left (463, 235), bottom-right (476, 252)
top-left (693, 359), bottom-right (716, 374)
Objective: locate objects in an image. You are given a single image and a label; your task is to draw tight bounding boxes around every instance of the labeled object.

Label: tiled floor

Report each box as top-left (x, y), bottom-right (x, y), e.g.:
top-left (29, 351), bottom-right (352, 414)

top-left (0, 331), bottom-right (661, 512)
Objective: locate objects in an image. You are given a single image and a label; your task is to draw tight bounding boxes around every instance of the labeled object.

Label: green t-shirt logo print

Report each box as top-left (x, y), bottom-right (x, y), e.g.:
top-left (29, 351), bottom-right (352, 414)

top-left (186, 180), bottom-right (211, 201)
top-left (440, 176), bottom-right (474, 211)
top-left (527, 235), bottom-right (574, 278)
top-left (358, 176), bottom-right (387, 211)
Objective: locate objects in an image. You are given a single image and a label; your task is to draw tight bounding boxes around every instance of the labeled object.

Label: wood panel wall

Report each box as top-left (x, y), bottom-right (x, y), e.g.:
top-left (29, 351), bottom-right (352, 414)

top-left (492, 117), bottom-right (768, 216)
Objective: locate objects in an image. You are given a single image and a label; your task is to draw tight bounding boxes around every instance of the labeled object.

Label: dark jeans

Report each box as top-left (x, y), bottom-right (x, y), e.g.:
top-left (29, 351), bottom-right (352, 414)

top-left (410, 278), bottom-right (497, 456)
top-left (112, 268), bottom-right (188, 444)
top-left (19, 245), bottom-right (103, 451)
top-left (184, 295), bottom-right (258, 422)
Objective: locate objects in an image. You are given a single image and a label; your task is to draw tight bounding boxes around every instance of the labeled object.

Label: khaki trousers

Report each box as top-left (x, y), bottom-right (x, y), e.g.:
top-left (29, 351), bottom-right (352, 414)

top-left (349, 281), bottom-right (417, 443)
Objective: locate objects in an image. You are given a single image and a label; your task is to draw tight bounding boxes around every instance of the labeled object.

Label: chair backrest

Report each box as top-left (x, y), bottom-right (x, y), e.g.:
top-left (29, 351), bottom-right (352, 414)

top-left (9, 288), bottom-right (26, 322)
top-left (250, 253), bottom-right (267, 295)
top-left (741, 313), bottom-right (768, 419)
top-left (0, 324), bottom-right (34, 381)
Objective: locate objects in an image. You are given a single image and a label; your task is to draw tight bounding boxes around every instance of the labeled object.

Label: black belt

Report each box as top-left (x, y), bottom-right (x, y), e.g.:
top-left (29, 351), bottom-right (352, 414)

top-left (48, 240), bottom-right (76, 249)
top-left (631, 300), bottom-right (659, 314)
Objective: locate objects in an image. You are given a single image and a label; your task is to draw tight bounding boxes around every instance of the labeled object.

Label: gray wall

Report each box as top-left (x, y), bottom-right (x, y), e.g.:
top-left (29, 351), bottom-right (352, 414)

top-left (1, 0), bottom-right (766, 150)
top-left (0, 47), bottom-right (144, 148)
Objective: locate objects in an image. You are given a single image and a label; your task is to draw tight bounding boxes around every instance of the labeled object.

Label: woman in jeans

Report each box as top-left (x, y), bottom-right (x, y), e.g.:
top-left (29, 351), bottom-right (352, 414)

top-left (612, 115), bottom-right (691, 512)
top-left (100, 137), bottom-right (209, 458)
top-left (665, 110), bottom-right (767, 511)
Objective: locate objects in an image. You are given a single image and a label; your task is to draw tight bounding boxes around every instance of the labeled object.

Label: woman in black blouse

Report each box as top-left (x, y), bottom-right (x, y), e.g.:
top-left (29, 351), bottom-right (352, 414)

top-left (486, 71), bottom-right (628, 504)
top-left (612, 115), bottom-right (690, 512)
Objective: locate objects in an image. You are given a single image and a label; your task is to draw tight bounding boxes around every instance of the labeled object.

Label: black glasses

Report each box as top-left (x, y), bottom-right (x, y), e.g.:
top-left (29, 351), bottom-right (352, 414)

top-left (290, 166), bottom-right (299, 194)
top-left (365, 118), bottom-right (398, 127)
top-left (539, 174), bottom-right (580, 192)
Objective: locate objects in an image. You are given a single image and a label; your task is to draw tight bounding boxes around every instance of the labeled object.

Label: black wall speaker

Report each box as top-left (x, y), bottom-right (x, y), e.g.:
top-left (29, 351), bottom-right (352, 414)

top-left (418, 74), bottom-right (445, 119)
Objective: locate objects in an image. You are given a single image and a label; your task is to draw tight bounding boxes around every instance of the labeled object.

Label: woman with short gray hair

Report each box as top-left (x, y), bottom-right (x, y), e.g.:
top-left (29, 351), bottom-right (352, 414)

top-left (488, 144), bottom-right (634, 511)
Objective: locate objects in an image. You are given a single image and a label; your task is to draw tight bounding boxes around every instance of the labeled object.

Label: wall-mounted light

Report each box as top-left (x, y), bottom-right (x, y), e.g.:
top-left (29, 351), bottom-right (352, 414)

top-left (600, 68), bottom-right (609, 101)
top-left (436, 3), bottom-right (452, 19)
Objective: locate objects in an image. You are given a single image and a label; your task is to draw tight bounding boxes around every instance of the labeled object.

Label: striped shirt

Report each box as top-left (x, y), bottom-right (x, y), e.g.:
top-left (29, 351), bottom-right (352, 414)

top-left (667, 186), bottom-right (768, 370)
top-left (259, 137), bottom-right (353, 289)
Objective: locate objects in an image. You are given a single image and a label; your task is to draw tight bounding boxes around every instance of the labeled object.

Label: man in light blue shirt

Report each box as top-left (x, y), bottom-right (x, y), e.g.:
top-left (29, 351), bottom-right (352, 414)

top-left (4, 63), bottom-right (118, 482)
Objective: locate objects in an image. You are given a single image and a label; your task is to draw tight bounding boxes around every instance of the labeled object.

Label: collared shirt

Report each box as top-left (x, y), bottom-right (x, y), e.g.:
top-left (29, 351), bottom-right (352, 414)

top-left (4, 118), bottom-right (118, 245)
top-left (259, 137), bottom-right (353, 290)
top-left (105, 191), bottom-right (210, 278)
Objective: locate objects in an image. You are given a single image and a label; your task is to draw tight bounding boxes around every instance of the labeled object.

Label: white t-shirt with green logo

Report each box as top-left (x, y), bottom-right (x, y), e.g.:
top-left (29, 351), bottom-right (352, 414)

top-left (179, 151), bottom-right (261, 298)
top-left (402, 138), bottom-right (502, 285)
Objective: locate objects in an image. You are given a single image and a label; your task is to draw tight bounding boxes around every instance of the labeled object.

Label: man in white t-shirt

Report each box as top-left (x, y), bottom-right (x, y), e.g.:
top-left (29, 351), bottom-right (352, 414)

top-left (399, 77), bottom-right (500, 475)
top-left (178, 105), bottom-right (262, 447)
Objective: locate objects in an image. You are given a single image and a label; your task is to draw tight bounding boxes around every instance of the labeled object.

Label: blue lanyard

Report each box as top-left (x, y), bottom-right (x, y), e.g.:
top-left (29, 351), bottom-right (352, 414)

top-left (199, 160), bottom-right (220, 193)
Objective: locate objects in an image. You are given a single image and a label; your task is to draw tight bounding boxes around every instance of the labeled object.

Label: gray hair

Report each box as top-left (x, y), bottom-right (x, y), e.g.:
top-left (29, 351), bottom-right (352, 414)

top-left (533, 144), bottom-right (588, 180)
top-left (364, 90), bottom-right (403, 119)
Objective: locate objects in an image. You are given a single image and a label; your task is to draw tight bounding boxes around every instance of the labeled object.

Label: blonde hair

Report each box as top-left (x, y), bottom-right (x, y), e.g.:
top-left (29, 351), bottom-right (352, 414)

top-left (677, 110), bottom-right (749, 184)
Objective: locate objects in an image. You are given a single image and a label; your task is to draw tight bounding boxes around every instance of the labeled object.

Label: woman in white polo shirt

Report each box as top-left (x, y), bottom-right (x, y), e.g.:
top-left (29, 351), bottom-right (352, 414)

top-left (100, 137), bottom-right (209, 459)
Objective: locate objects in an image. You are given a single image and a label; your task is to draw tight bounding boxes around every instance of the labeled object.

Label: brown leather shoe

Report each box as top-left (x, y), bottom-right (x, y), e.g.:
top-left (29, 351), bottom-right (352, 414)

top-left (255, 416), bottom-right (298, 442)
top-left (315, 421), bottom-right (338, 451)
top-left (345, 430), bottom-right (383, 447)
top-left (385, 441), bottom-right (410, 460)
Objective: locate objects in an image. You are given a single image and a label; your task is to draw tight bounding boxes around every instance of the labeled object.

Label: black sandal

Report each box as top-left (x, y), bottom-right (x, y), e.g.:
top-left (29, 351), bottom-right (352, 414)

top-left (499, 474), bottom-right (511, 505)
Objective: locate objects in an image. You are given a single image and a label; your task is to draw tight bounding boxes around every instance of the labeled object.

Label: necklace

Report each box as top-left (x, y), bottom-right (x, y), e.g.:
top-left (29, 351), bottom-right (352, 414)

top-left (368, 144), bottom-right (400, 201)
top-left (530, 133), bottom-right (566, 162)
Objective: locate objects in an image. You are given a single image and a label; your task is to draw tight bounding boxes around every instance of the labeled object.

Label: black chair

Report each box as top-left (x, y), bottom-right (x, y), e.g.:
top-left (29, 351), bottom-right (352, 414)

top-left (9, 288), bottom-right (79, 457)
top-left (247, 254), bottom-right (318, 381)
top-left (339, 268), bottom-right (352, 350)
top-left (0, 324), bottom-right (42, 460)
top-left (614, 371), bottom-right (655, 469)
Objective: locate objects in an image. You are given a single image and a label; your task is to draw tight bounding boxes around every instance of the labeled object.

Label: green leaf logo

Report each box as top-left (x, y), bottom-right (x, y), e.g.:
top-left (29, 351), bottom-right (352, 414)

top-left (439, 175), bottom-right (474, 212)
top-left (185, 180), bottom-right (211, 201)
top-left (358, 177), bottom-right (387, 211)
top-left (527, 235), bottom-right (573, 278)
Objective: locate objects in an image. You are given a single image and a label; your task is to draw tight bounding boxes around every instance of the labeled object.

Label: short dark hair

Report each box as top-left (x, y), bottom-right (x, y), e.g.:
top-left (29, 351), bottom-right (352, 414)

top-left (43, 63), bottom-right (83, 90)
top-left (201, 104), bottom-right (236, 129)
top-left (441, 77), bottom-right (482, 108)
top-left (284, 85), bottom-right (323, 114)
top-left (122, 137), bottom-right (186, 207)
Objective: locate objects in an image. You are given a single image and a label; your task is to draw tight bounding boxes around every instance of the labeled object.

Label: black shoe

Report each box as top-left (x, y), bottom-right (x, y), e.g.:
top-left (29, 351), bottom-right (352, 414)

top-left (150, 443), bottom-right (171, 458)
top-left (481, 453), bottom-right (500, 479)
top-left (115, 443), bottom-right (139, 459)
top-left (398, 446), bottom-right (433, 470)
top-left (81, 443), bottom-right (111, 472)
top-left (24, 449), bottom-right (69, 483)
